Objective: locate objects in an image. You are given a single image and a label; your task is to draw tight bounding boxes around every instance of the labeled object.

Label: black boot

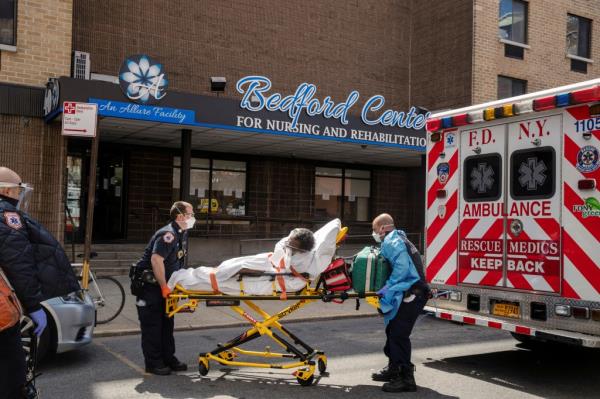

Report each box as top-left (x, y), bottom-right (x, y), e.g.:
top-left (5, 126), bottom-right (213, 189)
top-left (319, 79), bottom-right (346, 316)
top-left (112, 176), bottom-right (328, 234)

top-left (381, 364), bottom-right (417, 393)
top-left (371, 362), bottom-right (400, 382)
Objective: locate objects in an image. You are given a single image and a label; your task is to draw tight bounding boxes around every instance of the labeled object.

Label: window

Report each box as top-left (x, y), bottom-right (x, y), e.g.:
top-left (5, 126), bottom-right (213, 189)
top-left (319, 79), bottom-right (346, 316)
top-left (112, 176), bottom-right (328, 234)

top-left (510, 147), bottom-right (555, 200)
top-left (0, 0), bottom-right (16, 48)
top-left (463, 154), bottom-right (502, 202)
top-left (498, 76), bottom-right (527, 99)
top-left (567, 14), bottom-right (592, 73)
top-left (173, 157), bottom-right (246, 216)
top-left (499, 0), bottom-right (528, 44)
top-left (315, 167), bottom-right (370, 221)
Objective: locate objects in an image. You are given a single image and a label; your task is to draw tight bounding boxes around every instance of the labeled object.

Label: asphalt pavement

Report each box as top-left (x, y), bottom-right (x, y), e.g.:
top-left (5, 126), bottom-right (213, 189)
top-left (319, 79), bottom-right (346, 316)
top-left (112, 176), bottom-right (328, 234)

top-left (37, 314), bottom-right (600, 398)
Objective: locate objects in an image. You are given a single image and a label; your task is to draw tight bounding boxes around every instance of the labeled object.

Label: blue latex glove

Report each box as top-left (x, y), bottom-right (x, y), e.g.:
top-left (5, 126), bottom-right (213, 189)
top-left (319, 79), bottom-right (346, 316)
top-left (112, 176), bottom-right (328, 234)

top-left (29, 309), bottom-right (47, 336)
top-left (376, 285), bottom-right (389, 298)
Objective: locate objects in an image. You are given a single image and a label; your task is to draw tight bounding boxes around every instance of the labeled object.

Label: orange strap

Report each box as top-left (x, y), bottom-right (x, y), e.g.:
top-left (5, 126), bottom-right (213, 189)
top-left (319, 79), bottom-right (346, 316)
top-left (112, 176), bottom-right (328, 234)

top-left (290, 266), bottom-right (307, 282)
top-left (276, 258), bottom-right (287, 300)
top-left (209, 270), bottom-right (220, 293)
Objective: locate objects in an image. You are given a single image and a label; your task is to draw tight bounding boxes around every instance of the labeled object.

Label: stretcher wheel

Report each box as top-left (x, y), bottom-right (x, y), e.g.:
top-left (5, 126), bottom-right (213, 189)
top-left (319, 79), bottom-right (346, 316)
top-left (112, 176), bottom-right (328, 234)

top-left (198, 357), bottom-right (210, 376)
top-left (317, 357), bottom-right (327, 374)
top-left (296, 374), bottom-right (314, 386)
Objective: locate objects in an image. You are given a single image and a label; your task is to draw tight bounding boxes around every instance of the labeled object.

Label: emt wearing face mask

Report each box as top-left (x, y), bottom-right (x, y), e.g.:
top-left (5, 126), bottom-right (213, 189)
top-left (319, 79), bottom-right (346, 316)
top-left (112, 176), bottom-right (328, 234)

top-left (132, 201), bottom-right (193, 375)
top-left (370, 213), bottom-right (429, 393)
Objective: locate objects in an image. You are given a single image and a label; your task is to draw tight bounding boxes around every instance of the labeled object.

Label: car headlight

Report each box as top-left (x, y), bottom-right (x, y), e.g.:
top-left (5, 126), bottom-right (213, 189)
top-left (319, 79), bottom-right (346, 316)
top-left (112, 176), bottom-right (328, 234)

top-left (61, 291), bottom-right (85, 304)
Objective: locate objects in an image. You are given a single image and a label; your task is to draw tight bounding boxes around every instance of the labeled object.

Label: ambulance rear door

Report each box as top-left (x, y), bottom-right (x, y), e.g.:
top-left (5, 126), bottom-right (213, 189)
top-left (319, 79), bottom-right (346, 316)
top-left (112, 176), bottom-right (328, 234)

top-left (458, 124), bottom-right (506, 287)
top-left (505, 114), bottom-right (562, 293)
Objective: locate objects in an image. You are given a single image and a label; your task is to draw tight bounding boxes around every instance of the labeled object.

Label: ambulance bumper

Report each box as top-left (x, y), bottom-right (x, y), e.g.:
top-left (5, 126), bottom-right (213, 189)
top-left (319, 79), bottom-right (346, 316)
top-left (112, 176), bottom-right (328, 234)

top-left (424, 306), bottom-right (600, 348)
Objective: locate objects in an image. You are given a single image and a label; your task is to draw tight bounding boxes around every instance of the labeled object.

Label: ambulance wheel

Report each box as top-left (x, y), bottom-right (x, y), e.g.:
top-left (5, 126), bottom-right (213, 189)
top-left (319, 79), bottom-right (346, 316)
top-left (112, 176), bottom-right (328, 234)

top-left (297, 374), bottom-right (314, 386)
top-left (198, 358), bottom-right (210, 376)
top-left (317, 357), bottom-right (327, 374)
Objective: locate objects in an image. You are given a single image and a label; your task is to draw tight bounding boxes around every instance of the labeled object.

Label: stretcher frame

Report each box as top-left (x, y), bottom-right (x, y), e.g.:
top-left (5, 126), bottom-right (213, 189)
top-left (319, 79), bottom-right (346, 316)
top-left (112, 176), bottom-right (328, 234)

top-left (166, 284), bottom-right (379, 386)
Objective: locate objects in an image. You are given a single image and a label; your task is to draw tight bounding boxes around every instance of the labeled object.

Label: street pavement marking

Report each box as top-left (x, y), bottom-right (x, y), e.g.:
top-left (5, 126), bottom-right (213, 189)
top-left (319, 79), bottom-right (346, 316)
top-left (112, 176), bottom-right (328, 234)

top-left (94, 341), bottom-right (149, 376)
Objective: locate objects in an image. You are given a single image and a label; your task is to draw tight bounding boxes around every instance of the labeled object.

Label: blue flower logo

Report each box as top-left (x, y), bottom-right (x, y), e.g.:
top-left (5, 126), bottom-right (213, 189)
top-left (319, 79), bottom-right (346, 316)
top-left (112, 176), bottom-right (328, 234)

top-left (119, 54), bottom-right (168, 104)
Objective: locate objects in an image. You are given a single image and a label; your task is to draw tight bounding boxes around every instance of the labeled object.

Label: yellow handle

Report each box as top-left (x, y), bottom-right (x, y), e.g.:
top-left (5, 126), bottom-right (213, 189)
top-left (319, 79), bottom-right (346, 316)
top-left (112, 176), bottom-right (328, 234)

top-left (336, 227), bottom-right (348, 244)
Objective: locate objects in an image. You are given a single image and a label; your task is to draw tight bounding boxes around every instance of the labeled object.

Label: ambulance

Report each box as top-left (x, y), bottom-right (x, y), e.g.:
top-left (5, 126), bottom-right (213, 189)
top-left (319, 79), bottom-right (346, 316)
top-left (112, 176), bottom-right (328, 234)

top-left (424, 78), bottom-right (600, 347)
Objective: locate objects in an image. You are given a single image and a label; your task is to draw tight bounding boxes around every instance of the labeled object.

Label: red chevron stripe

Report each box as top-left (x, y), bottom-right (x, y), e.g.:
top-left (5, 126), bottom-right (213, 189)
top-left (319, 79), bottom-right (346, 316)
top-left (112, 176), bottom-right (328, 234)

top-left (427, 191), bottom-right (458, 246)
top-left (445, 270), bottom-right (457, 285)
top-left (427, 151), bottom-right (458, 209)
top-left (459, 218), bottom-right (480, 239)
top-left (428, 139), bottom-right (444, 171)
top-left (482, 218), bottom-right (505, 239)
top-left (563, 231), bottom-right (600, 294)
top-left (535, 218), bottom-right (560, 241)
top-left (426, 230), bottom-right (458, 282)
top-left (506, 272), bottom-right (534, 291)
top-left (479, 271), bottom-right (503, 287)
top-left (562, 278), bottom-right (581, 299)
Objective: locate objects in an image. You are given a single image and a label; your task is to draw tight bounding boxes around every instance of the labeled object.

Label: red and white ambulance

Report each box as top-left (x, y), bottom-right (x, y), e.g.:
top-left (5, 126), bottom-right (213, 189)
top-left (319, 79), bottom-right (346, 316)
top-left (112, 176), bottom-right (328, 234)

top-left (424, 79), bottom-right (600, 347)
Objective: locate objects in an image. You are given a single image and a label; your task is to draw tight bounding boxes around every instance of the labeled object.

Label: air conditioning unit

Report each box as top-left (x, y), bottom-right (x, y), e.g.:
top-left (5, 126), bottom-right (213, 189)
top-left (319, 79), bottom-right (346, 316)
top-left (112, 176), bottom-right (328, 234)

top-left (72, 51), bottom-right (91, 80)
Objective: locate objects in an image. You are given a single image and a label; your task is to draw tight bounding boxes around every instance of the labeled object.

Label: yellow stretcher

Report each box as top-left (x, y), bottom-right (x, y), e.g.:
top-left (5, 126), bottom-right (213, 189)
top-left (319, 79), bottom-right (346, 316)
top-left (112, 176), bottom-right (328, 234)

top-left (165, 228), bottom-right (380, 386)
top-left (166, 285), bottom-right (379, 385)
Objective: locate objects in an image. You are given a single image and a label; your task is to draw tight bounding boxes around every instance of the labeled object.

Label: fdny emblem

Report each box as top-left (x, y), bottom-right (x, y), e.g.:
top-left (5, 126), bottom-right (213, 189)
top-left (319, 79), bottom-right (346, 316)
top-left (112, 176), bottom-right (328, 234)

top-left (576, 145), bottom-right (599, 173)
top-left (163, 232), bottom-right (175, 243)
top-left (4, 212), bottom-right (23, 230)
top-left (437, 163), bottom-right (450, 185)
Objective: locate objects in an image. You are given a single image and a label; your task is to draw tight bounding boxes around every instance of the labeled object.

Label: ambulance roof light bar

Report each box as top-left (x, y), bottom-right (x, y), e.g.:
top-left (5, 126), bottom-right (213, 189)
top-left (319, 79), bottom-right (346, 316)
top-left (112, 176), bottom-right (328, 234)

top-left (426, 79), bottom-right (600, 132)
top-left (430, 78), bottom-right (600, 120)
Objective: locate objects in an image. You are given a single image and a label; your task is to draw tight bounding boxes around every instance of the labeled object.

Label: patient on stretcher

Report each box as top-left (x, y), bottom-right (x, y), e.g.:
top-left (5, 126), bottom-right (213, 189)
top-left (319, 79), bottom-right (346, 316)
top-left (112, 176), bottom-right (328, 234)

top-left (167, 219), bottom-right (341, 295)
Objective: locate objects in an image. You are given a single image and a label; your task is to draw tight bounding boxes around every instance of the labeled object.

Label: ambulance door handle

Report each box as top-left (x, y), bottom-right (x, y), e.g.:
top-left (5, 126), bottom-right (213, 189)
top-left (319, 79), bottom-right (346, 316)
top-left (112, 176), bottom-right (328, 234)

top-left (510, 219), bottom-right (523, 236)
top-left (473, 146), bottom-right (481, 154)
top-left (531, 138), bottom-right (541, 146)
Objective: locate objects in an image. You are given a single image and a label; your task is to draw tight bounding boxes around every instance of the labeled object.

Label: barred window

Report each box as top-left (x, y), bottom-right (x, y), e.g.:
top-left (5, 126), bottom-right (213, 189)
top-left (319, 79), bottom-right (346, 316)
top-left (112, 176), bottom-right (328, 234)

top-left (0, 0), bottom-right (17, 48)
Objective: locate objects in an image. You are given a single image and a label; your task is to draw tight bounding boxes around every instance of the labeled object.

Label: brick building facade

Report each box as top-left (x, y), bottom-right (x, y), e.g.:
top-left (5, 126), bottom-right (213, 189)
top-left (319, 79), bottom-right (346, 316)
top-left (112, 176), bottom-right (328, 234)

top-left (1, 0), bottom-right (599, 264)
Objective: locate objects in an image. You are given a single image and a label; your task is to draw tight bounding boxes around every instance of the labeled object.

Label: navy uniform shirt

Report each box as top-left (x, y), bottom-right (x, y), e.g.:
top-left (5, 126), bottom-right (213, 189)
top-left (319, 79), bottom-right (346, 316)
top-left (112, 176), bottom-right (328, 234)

top-left (136, 221), bottom-right (188, 283)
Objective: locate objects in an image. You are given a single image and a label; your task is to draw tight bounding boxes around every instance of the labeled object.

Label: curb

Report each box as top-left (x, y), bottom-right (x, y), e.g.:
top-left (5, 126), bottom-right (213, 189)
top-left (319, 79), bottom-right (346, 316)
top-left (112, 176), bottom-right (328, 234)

top-left (93, 312), bottom-right (380, 338)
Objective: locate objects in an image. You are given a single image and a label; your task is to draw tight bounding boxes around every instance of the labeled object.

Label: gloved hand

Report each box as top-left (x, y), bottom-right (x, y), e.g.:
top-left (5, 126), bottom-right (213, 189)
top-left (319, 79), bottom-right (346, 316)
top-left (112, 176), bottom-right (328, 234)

top-left (161, 284), bottom-right (171, 299)
top-left (376, 285), bottom-right (389, 298)
top-left (29, 309), bottom-right (47, 336)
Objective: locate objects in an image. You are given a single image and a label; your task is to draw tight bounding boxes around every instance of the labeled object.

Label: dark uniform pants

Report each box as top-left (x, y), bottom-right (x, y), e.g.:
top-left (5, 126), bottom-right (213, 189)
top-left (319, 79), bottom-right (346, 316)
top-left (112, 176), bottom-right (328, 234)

top-left (136, 295), bottom-right (176, 369)
top-left (0, 323), bottom-right (27, 399)
top-left (384, 293), bottom-right (427, 368)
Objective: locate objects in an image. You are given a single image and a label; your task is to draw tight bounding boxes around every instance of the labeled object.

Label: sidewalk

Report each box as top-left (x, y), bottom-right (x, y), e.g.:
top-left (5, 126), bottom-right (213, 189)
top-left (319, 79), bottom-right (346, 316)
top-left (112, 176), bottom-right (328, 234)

top-left (94, 276), bottom-right (379, 337)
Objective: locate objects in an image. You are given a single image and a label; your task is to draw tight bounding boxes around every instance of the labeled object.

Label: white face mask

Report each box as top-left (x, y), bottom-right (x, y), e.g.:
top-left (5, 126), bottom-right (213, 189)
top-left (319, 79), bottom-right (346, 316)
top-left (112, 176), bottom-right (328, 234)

top-left (372, 231), bottom-right (382, 243)
top-left (184, 216), bottom-right (196, 230)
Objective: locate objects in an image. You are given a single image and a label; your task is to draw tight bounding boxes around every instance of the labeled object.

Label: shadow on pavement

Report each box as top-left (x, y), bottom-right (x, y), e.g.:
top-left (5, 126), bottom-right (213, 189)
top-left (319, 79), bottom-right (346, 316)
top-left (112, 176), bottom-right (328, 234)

top-left (134, 368), bottom-right (459, 399)
top-left (423, 341), bottom-right (600, 399)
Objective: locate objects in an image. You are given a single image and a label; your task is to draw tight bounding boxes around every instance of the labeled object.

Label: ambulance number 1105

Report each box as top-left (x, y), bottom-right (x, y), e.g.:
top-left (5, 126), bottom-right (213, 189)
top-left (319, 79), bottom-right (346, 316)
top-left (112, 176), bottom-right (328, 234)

top-left (574, 117), bottom-right (600, 133)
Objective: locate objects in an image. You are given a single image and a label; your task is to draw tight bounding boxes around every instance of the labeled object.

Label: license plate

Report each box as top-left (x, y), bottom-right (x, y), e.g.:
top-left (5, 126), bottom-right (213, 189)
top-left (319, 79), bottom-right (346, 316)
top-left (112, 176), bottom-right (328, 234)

top-left (492, 303), bottom-right (520, 318)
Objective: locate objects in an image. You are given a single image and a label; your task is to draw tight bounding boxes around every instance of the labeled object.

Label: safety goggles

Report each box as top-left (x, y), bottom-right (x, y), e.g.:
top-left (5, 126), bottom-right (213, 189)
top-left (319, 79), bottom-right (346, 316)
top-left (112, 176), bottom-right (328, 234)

top-left (284, 240), bottom-right (309, 254)
top-left (0, 182), bottom-right (34, 212)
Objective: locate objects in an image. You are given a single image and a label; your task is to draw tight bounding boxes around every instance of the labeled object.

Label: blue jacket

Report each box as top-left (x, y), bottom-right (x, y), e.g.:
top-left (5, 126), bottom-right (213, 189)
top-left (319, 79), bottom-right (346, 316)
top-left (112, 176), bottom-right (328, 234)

top-left (378, 230), bottom-right (421, 325)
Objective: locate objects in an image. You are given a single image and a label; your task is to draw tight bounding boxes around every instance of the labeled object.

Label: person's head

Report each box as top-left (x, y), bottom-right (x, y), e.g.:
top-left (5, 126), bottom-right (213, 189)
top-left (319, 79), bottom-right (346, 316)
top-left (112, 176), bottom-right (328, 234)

top-left (170, 201), bottom-right (195, 230)
top-left (285, 228), bottom-right (315, 255)
top-left (372, 213), bottom-right (395, 243)
top-left (0, 167), bottom-right (33, 211)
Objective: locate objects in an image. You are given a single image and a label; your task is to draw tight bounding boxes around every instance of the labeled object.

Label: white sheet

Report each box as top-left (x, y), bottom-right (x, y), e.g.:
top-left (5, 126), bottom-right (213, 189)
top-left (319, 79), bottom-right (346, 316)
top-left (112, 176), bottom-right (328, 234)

top-left (167, 219), bottom-right (341, 294)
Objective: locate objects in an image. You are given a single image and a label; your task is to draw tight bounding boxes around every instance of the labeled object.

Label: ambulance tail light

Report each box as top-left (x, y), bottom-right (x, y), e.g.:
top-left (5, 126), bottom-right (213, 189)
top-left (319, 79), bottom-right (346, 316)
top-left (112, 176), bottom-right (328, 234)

top-left (426, 118), bottom-right (442, 132)
top-left (555, 304), bottom-right (571, 317)
top-left (452, 114), bottom-right (469, 127)
top-left (578, 179), bottom-right (596, 190)
top-left (449, 291), bottom-right (462, 302)
top-left (570, 85), bottom-right (600, 104)
top-left (514, 100), bottom-right (533, 115)
top-left (467, 294), bottom-right (480, 312)
top-left (530, 302), bottom-right (547, 321)
top-left (436, 189), bottom-right (447, 199)
top-left (533, 95), bottom-right (556, 111)
top-left (590, 104), bottom-right (600, 116)
top-left (591, 309), bottom-right (600, 322)
top-left (572, 306), bottom-right (590, 319)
